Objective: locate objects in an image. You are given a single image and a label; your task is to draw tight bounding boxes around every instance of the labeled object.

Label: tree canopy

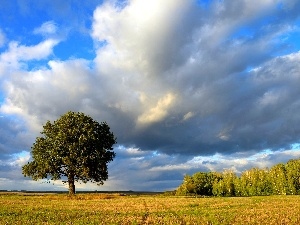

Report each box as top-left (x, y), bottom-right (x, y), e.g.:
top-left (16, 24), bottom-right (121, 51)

top-left (22, 111), bottom-right (116, 194)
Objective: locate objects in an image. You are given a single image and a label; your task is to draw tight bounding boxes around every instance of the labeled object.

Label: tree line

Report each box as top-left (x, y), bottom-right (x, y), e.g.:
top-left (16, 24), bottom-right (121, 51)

top-left (176, 158), bottom-right (300, 196)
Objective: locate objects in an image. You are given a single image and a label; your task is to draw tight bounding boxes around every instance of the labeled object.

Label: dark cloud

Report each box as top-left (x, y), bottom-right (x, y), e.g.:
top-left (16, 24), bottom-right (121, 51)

top-left (92, 0), bottom-right (300, 157)
top-left (0, 116), bottom-right (32, 158)
top-left (109, 52), bottom-right (300, 156)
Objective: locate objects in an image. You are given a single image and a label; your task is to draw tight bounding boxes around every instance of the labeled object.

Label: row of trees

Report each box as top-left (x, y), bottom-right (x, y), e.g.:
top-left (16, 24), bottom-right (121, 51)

top-left (176, 158), bottom-right (300, 196)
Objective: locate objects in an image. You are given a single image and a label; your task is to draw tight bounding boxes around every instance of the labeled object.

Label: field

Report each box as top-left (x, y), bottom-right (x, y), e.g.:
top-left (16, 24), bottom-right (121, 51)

top-left (0, 193), bottom-right (299, 224)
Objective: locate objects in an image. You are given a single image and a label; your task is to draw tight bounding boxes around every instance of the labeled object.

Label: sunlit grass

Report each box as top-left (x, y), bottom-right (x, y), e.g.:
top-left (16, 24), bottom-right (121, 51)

top-left (0, 193), bottom-right (299, 224)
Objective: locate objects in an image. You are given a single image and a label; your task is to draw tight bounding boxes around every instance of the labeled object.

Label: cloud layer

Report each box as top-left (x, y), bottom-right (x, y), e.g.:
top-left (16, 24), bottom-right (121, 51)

top-left (0, 0), bottom-right (300, 191)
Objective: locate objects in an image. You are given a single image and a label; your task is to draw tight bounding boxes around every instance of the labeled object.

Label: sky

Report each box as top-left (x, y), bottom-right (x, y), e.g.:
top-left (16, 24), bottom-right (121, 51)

top-left (1, 0), bottom-right (300, 192)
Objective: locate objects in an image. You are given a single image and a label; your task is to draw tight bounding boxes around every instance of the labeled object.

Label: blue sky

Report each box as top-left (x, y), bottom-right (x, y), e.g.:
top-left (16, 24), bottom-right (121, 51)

top-left (1, 0), bottom-right (300, 192)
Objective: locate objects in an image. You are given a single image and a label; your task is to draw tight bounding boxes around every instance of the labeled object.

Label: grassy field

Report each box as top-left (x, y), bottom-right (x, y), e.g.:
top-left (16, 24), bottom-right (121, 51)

top-left (0, 193), bottom-right (299, 224)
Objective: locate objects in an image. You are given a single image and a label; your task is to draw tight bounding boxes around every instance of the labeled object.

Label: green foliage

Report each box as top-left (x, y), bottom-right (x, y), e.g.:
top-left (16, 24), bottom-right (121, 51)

top-left (268, 163), bottom-right (287, 195)
top-left (176, 172), bottom-right (221, 196)
top-left (22, 111), bottom-right (116, 194)
top-left (235, 168), bottom-right (272, 196)
top-left (285, 159), bottom-right (300, 195)
top-left (212, 170), bottom-right (237, 197)
top-left (194, 172), bottom-right (222, 195)
top-left (176, 175), bottom-right (195, 196)
top-left (176, 158), bottom-right (300, 197)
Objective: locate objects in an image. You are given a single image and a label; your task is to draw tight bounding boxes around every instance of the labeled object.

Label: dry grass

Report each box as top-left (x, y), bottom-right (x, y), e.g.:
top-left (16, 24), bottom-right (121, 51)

top-left (0, 193), bottom-right (299, 224)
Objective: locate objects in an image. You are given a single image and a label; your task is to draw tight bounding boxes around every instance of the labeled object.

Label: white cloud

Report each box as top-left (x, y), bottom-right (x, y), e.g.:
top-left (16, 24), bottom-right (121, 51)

top-left (9, 40), bottom-right (58, 61)
top-left (218, 128), bottom-right (232, 141)
top-left (183, 112), bottom-right (195, 121)
top-left (1, 58), bottom-right (93, 132)
top-left (33, 21), bottom-right (58, 36)
top-left (0, 39), bottom-right (59, 73)
top-left (258, 90), bottom-right (283, 106)
top-left (137, 93), bottom-right (176, 126)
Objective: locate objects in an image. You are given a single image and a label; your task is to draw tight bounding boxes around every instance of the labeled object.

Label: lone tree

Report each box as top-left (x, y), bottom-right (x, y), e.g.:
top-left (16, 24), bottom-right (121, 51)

top-left (22, 111), bottom-right (116, 195)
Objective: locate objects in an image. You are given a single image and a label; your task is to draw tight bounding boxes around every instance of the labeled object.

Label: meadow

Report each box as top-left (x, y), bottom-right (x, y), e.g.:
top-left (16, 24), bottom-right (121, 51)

top-left (0, 193), bottom-right (299, 224)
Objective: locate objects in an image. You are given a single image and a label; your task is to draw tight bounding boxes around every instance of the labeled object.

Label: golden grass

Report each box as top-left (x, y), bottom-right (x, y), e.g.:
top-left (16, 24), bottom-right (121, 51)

top-left (0, 193), bottom-right (299, 224)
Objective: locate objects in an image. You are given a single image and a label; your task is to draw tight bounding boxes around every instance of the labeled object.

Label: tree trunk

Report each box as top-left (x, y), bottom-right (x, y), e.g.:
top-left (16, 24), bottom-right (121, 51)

top-left (68, 175), bottom-right (75, 195)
